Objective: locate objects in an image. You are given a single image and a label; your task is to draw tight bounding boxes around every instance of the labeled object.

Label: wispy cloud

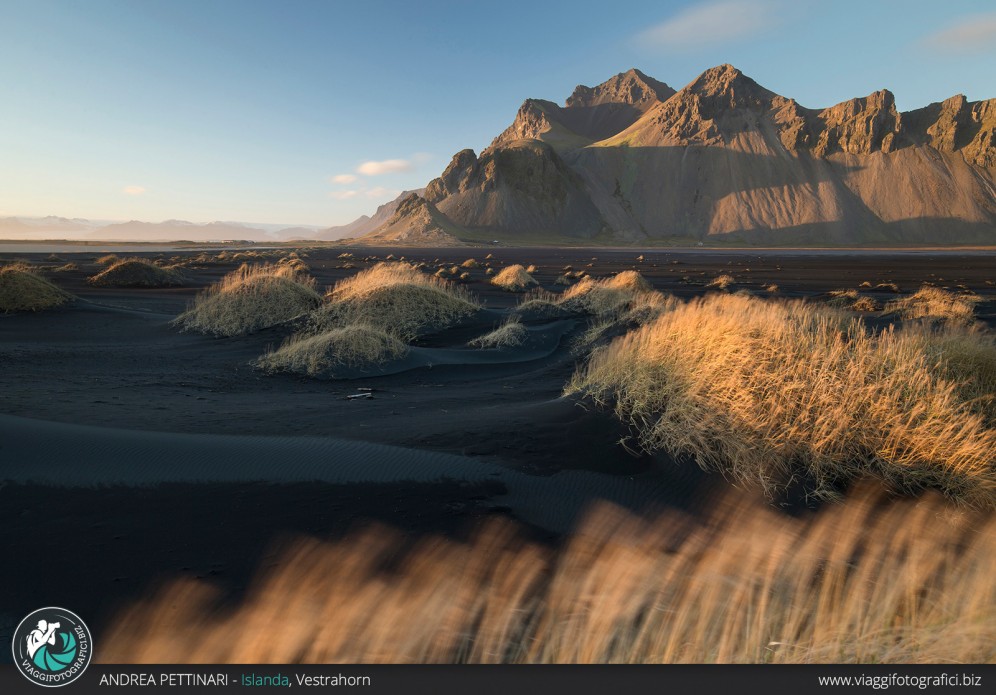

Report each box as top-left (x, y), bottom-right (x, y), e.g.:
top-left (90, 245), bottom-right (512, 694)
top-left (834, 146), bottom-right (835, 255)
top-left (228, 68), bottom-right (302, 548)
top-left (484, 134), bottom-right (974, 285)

top-left (328, 187), bottom-right (399, 202)
top-left (329, 190), bottom-right (359, 200)
top-left (328, 154), bottom-right (426, 202)
top-left (122, 185), bottom-right (146, 196)
top-left (357, 159), bottom-right (412, 176)
top-left (922, 12), bottom-right (996, 53)
top-left (635, 1), bottom-right (777, 51)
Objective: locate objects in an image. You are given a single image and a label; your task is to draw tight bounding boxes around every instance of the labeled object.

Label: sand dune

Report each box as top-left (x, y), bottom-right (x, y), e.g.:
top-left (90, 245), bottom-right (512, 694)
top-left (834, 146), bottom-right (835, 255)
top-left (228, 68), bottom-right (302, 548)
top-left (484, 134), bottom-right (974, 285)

top-left (0, 413), bottom-right (694, 535)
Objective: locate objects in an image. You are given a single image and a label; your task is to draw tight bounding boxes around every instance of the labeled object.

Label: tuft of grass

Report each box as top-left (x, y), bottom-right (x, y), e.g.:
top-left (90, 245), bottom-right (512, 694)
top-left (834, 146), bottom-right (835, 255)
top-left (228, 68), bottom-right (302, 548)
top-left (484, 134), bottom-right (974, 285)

top-left (827, 289), bottom-right (880, 312)
top-left (0, 262), bottom-right (74, 312)
top-left (707, 274), bottom-right (735, 290)
top-left (907, 323), bottom-right (996, 426)
top-left (491, 265), bottom-right (538, 292)
top-left (99, 483), bottom-right (996, 664)
top-left (88, 259), bottom-right (184, 287)
top-left (95, 254), bottom-right (120, 265)
top-left (278, 257), bottom-right (310, 274)
top-left (52, 262), bottom-right (79, 273)
top-left (174, 263), bottom-right (322, 337)
top-left (559, 271), bottom-right (655, 317)
top-left (567, 293), bottom-right (996, 506)
top-left (257, 324), bottom-right (407, 377)
top-left (514, 289), bottom-right (569, 318)
top-left (468, 316), bottom-right (527, 349)
top-left (461, 258), bottom-right (479, 269)
top-left (885, 286), bottom-right (980, 324)
top-left (313, 263), bottom-right (479, 341)
top-left (525, 264), bottom-right (538, 274)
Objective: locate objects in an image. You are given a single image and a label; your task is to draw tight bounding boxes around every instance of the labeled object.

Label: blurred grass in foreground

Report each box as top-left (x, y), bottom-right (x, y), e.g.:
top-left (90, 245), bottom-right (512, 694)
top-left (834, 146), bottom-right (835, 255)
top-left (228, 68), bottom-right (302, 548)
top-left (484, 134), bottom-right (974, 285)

top-left (101, 483), bottom-right (995, 664)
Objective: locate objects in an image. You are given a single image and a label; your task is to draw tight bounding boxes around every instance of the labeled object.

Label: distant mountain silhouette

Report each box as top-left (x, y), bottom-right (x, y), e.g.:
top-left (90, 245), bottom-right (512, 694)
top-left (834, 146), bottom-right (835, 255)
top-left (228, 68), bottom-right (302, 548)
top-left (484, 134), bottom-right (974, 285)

top-left (312, 189), bottom-right (426, 241)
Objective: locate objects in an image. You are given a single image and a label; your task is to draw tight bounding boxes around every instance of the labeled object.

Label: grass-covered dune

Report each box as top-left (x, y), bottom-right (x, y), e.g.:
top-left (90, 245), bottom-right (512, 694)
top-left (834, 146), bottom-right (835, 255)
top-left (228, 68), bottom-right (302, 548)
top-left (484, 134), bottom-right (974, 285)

top-left (490, 264), bottom-right (538, 292)
top-left (261, 262), bottom-right (481, 377)
top-left (88, 258), bottom-right (185, 287)
top-left (258, 324), bottom-right (408, 377)
top-left (0, 262), bottom-right (74, 312)
top-left (312, 262), bottom-right (480, 340)
top-left (568, 293), bottom-right (996, 506)
top-left (174, 263), bottom-right (322, 337)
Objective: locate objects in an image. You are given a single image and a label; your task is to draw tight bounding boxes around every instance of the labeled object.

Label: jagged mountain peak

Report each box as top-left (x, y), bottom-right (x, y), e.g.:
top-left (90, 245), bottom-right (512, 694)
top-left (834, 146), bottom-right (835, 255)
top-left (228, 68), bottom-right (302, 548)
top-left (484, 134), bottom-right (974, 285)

top-left (365, 66), bottom-right (996, 247)
top-left (676, 64), bottom-right (775, 106)
top-left (566, 68), bottom-right (675, 109)
top-left (359, 190), bottom-right (462, 246)
top-left (490, 69), bottom-right (675, 152)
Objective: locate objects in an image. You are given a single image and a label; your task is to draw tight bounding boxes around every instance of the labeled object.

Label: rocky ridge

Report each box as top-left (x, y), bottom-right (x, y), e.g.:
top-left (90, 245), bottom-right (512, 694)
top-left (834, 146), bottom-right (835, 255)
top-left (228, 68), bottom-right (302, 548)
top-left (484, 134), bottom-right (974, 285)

top-left (357, 65), bottom-right (996, 245)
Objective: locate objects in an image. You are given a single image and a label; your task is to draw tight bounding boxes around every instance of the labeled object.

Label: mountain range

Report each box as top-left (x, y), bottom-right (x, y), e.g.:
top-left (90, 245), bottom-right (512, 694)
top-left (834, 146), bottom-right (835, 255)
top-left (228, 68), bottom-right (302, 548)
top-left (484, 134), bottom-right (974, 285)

top-left (352, 65), bottom-right (996, 246)
top-left (0, 217), bottom-right (327, 242)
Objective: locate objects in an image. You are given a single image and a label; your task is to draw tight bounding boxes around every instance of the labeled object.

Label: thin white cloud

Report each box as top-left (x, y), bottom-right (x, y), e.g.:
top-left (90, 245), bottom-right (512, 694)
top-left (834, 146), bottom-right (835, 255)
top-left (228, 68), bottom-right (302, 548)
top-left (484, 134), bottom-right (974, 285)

top-left (636, 1), bottom-right (776, 50)
top-left (329, 190), bottom-right (359, 200)
top-left (365, 187), bottom-right (399, 199)
top-left (922, 12), bottom-right (996, 53)
top-left (357, 159), bottom-right (412, 176)
top-left (331, 174), bottom-right (357, 184)
top-left (122, 185), bottom-right (146, 196)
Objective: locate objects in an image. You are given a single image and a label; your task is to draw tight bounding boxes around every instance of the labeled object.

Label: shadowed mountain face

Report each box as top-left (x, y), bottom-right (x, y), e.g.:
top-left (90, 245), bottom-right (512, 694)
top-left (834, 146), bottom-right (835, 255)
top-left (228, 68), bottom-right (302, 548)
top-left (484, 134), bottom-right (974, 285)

top-left (360, 65), bottom-right (996, 245)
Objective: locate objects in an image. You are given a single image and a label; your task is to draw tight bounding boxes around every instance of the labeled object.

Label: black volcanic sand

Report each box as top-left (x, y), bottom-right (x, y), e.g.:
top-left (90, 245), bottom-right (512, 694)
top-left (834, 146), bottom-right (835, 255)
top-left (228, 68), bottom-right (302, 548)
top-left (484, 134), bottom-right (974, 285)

top-left (1, 245), bottom-right (994, 655)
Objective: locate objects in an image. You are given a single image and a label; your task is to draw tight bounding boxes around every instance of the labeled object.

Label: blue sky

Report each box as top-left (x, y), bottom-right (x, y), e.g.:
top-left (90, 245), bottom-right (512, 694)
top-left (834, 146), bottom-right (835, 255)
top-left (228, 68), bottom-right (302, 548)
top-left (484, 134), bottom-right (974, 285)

top-left (1, 0), bottom-right (994, 227)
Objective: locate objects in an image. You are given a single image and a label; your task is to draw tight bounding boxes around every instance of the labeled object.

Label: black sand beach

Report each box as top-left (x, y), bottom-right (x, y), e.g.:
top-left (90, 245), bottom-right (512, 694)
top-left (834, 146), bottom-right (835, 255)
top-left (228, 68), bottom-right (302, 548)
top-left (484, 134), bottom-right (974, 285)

top-left (1, 245), bottom-right (994, 657)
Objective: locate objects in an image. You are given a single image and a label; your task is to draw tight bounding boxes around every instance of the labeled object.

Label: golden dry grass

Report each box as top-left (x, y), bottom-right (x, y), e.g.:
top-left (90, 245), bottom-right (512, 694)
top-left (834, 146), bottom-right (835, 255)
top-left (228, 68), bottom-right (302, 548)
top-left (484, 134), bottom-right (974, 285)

top-left (567, 293), bottom-right (996, 506)
top-left (257, 325), bottom-right (407, 377)
top-left (885, 285), bottom-right (980, 324)
top-left (827, 289), bottom-right (880, 312)
top-left (906, 323), bottom-right (996, 426)
top-left (513, 289), bottom-right (568, 318)
top-left (52, 262), bottom-right (79, 273)
top-left (313, 263), bottom-right (479, 341)
top-left (559, 271), bottom-right (660, 318)
top-left (491, 264), bottom-right (538, 292)
top-left (706, 273), bottom-right (735, 290)
top-left (88, 259), bottom-right (185, 287)
top-left (468, 316), bottom-right (527, 349)
top-left (95, 254), bottom-right (120, 265)
top-left (0, 262), bottom-right (74, 312)
top-left (98, 484), bottom-right (996, 664)
top-left (174, 263), bottom-right (322, 337)
top-left (278, 256), bottom-right (310, 273)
